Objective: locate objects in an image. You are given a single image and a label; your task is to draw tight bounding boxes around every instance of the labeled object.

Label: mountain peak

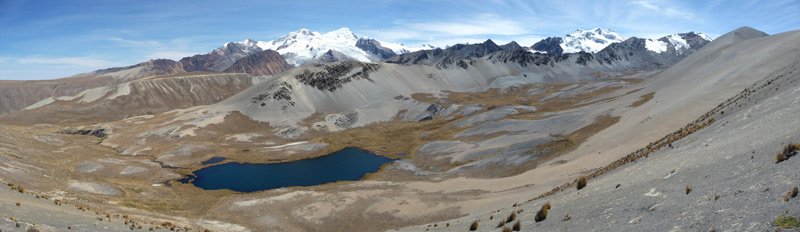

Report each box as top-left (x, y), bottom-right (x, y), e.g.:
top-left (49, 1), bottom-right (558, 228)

top-left (294, 28), bottom-right (316, 36)
top-left (256, 27), bottom-right (433, 65)
top-left (561, 28), bottom-right (626, 53)
top-left (700, 26), bottom-right (768, 51)
top-left (728, 26), bottom-right (769, 38)
top-left (241, 38), bottom-right (257, 45)
top-left (323, 27), bottom-right (358, 41)
top-left (332, 27), bottom-right (353, 33)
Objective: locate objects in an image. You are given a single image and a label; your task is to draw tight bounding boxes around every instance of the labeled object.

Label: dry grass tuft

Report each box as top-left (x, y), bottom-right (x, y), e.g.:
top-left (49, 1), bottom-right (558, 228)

top-left (506, 211), bottom-right (517, 223)
top-left (629, 92), bottom-right (655, 107)
top-left (469, 220), bottom-right (479, 231)
top-left (776, 144), bottom-right (799, 163)
top-left (512, 221), bottom-right (521, 231)
top-left (535, 202), bottom-right (551, 222)
top-left (502, 226), bottom-right (512, 232)
top-left (685, 185), bottom-right (692, 195)
top-left (576, 176), bottom-right (588, 190)
top-left (784, 187), bottom-right (799, 202)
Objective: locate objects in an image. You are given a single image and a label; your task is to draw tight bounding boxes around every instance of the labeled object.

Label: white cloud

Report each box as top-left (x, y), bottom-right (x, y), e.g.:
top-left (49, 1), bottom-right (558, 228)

top-left (408, 14), bottom-right (528, 36)
top-left (107, 36), bottom-right (203, 61)
top-left (363, 13), bottom-right (532, 47)
top-left (632, 0), bottom-right (695, 20)
top-left (146, 50), bottom-right (198, 60)
top-left (108, 37), bottom-right (162, 47)
top-left (17, 56), bottom-right (124, 68)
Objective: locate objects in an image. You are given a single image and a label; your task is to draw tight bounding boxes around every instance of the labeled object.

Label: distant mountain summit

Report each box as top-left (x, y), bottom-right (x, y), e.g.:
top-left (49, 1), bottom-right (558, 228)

top-left (224, 50), bottom-right (292, 76)
top-left (643, 32), bottom-right (712, 54)
top-left (531, 28), bottom-right (626, 54)
top-left (562, 28), bottom-right (627, 53)
top-left (180, 39), bottom-right (263, 72)
top-left (530, 28), bottom-right (712, 57)
top-left (255, 28), bottom-right (433, 65)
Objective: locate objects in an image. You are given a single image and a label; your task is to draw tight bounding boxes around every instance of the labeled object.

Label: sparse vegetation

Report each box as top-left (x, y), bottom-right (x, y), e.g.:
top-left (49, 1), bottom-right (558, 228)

top-left (776, 144), bottom-right (799, 163)
top-left (629, 92), bottom-right (655, 107)
top-left (469, 220), bottom-right (479, 231)
top-left (775, 213), bottom-right (800, 229)
top-left (576, 176), bottom-right (588, 190)
top-left (535, 202), bottom-right (551, 222)
top-left (506, 211), bottom-right (517, 223)
top-left (784, 187), bottom-right (798, 202)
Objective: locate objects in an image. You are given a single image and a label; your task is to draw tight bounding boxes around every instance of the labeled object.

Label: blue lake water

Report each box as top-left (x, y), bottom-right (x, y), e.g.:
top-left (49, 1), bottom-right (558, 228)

top-left (182, 147), bottom-right (394, 192)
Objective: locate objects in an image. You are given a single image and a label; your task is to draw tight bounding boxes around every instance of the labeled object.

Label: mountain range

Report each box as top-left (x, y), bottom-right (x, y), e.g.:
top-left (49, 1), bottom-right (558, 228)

top-left (0, 27), bottom-right (712, 115)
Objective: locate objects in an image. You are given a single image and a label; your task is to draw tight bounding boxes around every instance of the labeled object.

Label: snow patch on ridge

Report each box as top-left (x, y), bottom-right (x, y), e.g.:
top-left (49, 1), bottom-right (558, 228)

top-left (645, 39), bottom-right (668, 53)
top-left (663, 34), bottom-right (690, 51)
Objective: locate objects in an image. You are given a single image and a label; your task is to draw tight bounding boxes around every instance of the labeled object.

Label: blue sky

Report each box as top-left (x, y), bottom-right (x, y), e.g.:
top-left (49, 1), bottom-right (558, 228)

top-left (1, 0), bottom-right (798, 80)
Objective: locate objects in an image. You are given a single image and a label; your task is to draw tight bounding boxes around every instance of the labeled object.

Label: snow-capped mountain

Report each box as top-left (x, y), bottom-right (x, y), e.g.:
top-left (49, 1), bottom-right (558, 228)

top-left (532, 28), bottom-right (626, 54)
top-left (561, 28), bottom-right (626, 53)
top-left (644, 32), bottom-right (713, 54)
top-left (379, 41), bottom-right (436, 54)
top-left (255, 28), bottom-right (432, 65)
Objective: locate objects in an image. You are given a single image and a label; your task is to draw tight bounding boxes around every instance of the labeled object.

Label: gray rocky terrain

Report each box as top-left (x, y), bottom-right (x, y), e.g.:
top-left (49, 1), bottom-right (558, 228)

top-left (397, 27), bottom-right (800, 232)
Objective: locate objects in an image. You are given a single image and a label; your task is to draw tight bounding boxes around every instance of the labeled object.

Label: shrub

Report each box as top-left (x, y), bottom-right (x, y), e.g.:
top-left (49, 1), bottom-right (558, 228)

top-left (506, 211), bottom-right (517, 223)
top-left (776, 144), bottom-right (799, 163)
top-left (685, 185), bottom-right (692, 195)
top-left (776, 153), bottom-right (788, 163)
top-left (502, 226), bottom-right (512, 232)
top-left (785, 187), bottom-right (799, 202)
top-left (512, 221), bottom-right (521, 231)
top-left (577, 176), bottom-right (588, 190)
top-left (775, 213), bottom-right (800, 229)
top-left (783, 144), bottom-right (799, 156)
top-left (535, 202), bottom-right (551, 222)
top-left (469, 220), bottom-right (479, 231)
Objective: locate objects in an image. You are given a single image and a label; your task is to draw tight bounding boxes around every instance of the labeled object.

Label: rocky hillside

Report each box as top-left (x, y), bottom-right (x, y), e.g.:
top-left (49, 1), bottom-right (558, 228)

top-left (1, 73), bottom-right (253, 124)
top-left (180, 39), bottom-right (262, 72)
top-left (385, 39), bottom-right (505, 67)
top-left (398, 27), bottom-right (800, 232)
top-left (223, 50), bottom-right (292, 76)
